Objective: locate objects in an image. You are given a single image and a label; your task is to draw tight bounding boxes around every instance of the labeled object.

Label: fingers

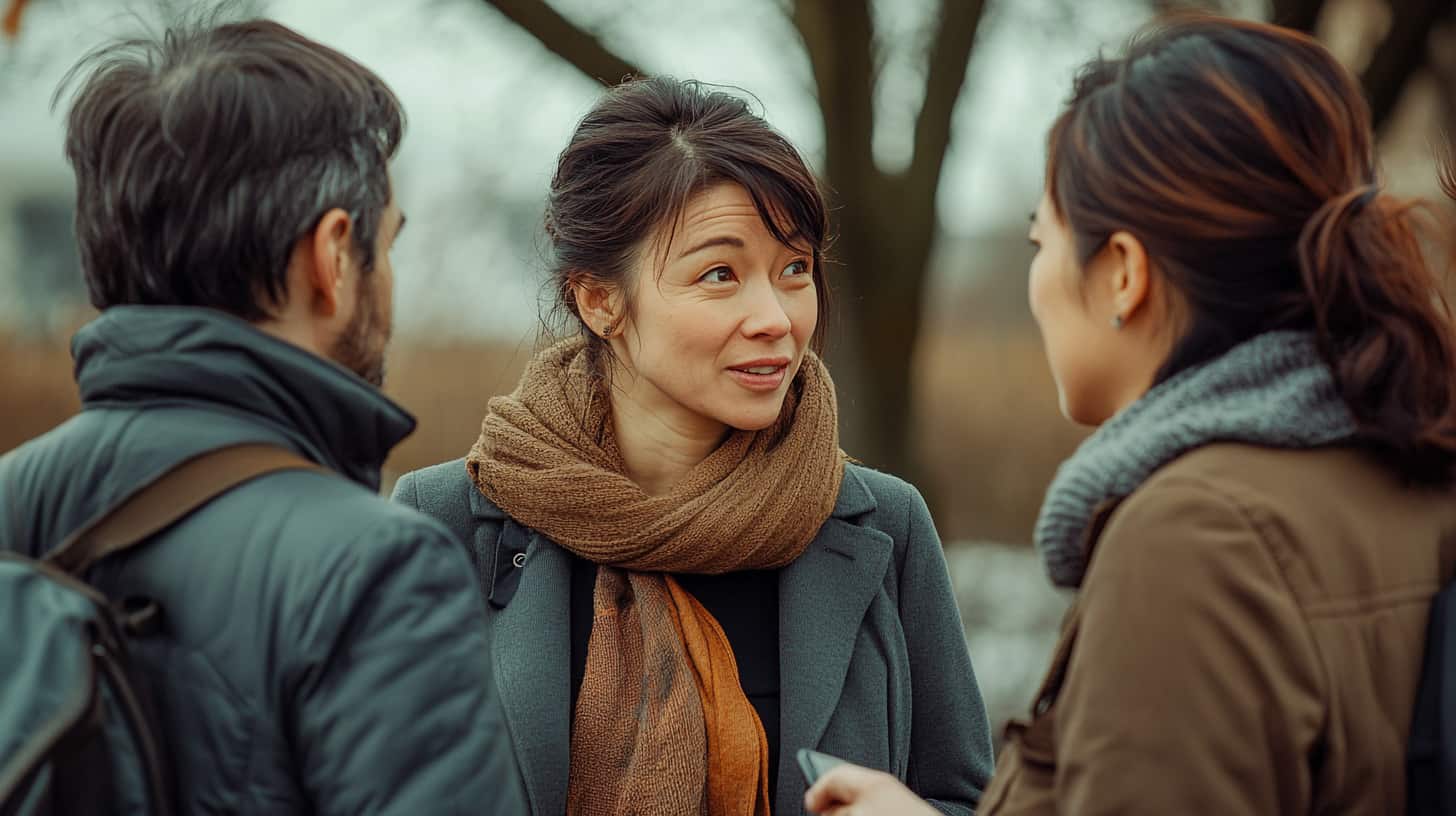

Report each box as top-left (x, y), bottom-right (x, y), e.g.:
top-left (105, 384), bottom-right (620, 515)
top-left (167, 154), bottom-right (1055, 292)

top-left (805, 764), bottom-right (942, 816)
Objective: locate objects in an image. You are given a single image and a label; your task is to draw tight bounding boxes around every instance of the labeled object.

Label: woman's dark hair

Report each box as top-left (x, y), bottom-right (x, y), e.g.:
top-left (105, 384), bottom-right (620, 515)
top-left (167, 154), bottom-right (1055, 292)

top-left (545, 76), bottom-right (831, 368)
top-left (56, 15), bottom-right (404, 320)
top-left (1047, 14), bottom-right (1456, 484)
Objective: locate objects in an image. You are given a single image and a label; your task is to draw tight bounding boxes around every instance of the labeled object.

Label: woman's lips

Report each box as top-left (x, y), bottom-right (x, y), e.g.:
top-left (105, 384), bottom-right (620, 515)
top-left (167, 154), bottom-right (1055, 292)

top-left (727, 361), bottom-right (789, 392)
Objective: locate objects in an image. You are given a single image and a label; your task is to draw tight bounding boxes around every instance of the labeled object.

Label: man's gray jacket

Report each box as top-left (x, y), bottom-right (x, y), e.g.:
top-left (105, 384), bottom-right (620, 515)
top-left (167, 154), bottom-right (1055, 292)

top-left (0, 306), bottom-right (519, 814)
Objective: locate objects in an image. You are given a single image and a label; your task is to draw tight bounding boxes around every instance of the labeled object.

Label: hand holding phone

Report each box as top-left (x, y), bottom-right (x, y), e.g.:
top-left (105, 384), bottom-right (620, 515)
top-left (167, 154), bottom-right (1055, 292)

top-left (799, 754), bottom-right (940, 816)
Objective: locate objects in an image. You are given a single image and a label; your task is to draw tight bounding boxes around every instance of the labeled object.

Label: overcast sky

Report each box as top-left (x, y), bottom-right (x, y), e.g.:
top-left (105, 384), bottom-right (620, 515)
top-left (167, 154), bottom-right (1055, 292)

top-left (1, 0), bottom-right (1175, 337)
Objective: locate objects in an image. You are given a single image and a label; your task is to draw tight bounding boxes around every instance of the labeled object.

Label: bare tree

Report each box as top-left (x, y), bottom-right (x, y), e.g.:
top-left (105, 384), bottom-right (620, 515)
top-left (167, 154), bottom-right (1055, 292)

top-left (1165, 1), bottom-right (1455, 132)
top-left (1268, 0), bottom-right (1455, 132)
top-left (478, 0), bottom-right (984, 484)
top-left (9, 0), bottom-right (1449, 489)
top-left (476, 0), bottom-right (1454, 488)
top-left (1359, 0), bottom-right (1455, 129)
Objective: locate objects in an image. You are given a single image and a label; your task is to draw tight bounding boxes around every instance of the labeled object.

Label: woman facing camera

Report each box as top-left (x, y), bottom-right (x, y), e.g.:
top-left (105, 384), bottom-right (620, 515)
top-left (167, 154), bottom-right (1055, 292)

top-left (393, 76), bottom-right (993, 815)
top-left (807, 15), bottom-right (1456, 816)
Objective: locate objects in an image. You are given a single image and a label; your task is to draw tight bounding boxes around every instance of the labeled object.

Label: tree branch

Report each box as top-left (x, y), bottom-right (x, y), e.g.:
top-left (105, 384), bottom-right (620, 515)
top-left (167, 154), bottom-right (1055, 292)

top-left (1361, 0), bottom-right (1451, 132)
top-left (480, 0), bottom-right (644, 86)
top-left (1268, 0), bottom-right (1326, 33)
top-left (3, 0), bottom-right (29, 39)
top-left (905, 0), bottom-right (987, 197)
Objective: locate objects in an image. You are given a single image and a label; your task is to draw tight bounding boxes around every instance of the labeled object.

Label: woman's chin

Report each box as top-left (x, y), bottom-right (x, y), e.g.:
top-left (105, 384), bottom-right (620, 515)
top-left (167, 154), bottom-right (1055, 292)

top-left (1059, 393), bottom-right (1113, 428)
top-left (719, 403), bottom-right (787, 433)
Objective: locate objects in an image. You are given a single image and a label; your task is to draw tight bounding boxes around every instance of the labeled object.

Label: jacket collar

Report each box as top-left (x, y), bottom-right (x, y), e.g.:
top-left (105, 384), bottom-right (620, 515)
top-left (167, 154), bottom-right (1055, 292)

top-left (830, 461), bottom-right (878, 518)
top-left (72, 306), bottom-right (414, 490)
top-left (489, 528), bottom-right (572, 815)
top-left (775, 465), bottom-right (893, 806)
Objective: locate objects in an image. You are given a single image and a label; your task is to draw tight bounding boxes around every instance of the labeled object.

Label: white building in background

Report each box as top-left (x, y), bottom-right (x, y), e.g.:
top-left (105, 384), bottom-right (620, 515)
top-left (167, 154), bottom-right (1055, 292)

top-left (0, 132), bottom-right (81, 337)
top-left (1, 0), bottom-right (89, 338)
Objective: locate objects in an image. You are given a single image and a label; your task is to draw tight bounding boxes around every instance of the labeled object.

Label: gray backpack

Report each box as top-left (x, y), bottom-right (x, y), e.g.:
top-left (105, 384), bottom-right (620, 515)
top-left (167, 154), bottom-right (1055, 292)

top-left (0, 445), bottom-right (319, 815)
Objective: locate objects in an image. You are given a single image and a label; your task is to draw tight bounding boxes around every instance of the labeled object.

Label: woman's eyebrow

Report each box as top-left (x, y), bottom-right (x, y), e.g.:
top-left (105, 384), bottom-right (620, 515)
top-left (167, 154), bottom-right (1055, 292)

top-left (678, 235), bottom-right (745, 259)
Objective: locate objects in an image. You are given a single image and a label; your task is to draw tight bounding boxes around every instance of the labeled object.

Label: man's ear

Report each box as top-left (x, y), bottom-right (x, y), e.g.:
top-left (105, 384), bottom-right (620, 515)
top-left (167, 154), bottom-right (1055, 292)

top-left (308, 208), bottom-right (355, 318)
top-left (571, 278), bottom-right (622, 337)
top-left (1104, 229), bottom-right (1151, 324)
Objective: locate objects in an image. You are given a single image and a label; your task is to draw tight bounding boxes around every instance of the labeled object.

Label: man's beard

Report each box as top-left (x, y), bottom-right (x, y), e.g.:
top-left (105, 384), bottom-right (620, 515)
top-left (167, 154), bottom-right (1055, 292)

top-left (330, 272), bottom-right (390, 388)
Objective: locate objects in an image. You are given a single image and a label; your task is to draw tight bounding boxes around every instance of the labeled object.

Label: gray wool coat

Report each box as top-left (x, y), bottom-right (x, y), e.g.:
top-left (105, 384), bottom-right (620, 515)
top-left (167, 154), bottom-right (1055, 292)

top-left (393, 459), bottom-right (994, 816)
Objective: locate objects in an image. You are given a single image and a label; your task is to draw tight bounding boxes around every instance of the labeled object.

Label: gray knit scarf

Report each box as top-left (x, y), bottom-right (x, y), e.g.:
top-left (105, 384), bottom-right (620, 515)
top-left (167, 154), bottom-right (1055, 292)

top-left (1034, 330), bottom-right (1358, 588)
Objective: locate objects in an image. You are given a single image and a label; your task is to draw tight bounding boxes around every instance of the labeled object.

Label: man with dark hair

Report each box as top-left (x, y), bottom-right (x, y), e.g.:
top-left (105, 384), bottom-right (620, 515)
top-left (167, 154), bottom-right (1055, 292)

top-left (0, 18), bottom-right (518, 814)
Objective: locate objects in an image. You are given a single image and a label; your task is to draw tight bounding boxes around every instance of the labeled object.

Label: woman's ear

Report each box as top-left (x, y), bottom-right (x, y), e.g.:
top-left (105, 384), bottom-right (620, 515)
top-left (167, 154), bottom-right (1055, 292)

top-left (1104, 230), bottom-right (1150, 325)
top-left (571, 278), bottom-right (623, 337)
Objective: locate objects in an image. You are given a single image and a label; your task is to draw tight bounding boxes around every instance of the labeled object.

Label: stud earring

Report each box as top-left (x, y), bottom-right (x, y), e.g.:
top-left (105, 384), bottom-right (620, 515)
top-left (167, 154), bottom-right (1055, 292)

top-left (601, 322), bottom-right (615, 338)
top-left (1110, 314), bottom-right (1124, 329)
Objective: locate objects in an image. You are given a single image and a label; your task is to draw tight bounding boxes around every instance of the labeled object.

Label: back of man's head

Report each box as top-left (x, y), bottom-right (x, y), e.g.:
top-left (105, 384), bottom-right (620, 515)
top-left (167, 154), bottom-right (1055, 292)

top-left (57, 17), bottom-right (404, 320)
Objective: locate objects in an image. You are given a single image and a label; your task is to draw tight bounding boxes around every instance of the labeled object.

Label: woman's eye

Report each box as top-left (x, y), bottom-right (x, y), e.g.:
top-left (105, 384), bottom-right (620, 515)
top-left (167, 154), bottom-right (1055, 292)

top-left (782, 260), bottom-right (810, 278)
top-left (700, 266), bottom-right (734, 284)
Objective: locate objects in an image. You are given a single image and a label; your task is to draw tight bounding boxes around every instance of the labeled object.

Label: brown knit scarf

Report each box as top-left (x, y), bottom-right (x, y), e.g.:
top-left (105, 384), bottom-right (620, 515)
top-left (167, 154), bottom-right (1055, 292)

top-left (466, 338), bottom-right (845, 815)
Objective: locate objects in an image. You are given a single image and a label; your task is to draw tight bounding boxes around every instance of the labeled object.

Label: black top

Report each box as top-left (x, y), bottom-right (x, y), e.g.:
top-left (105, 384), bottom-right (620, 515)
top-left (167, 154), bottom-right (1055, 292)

top-left (568, 555), bottom-right (782, 795)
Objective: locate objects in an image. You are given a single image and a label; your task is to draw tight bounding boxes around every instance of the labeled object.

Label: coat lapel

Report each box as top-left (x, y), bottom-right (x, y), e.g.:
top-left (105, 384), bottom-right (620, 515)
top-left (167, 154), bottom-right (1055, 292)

top-left (776, 467), bottom-right (894, 806)
top-left (475, 488), bottom-right (573, 816)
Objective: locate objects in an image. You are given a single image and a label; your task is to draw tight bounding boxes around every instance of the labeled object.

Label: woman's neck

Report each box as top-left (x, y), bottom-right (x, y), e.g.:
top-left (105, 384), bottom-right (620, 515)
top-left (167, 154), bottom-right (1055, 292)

top-left (609, 372), bottom-right (728, 496)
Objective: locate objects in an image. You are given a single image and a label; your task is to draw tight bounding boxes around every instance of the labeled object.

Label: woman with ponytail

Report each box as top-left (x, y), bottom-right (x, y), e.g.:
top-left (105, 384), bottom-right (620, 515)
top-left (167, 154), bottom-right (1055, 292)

top-left (806, 15), bottom-right (1456, 816)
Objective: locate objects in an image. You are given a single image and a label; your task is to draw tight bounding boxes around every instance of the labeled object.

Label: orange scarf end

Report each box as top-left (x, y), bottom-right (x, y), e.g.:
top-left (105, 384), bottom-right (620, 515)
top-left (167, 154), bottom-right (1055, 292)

top-left (666, 575), bottom-right (773, 816)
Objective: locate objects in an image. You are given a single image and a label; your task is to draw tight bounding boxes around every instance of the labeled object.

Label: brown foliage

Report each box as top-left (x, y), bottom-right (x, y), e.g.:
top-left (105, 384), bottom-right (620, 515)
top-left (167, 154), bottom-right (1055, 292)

top-left (0, 334), bottom-right (80, 450)
top-left (379, 340), bottom-right (534, 478)
top-left (0, 327), bottom-right (1078, 543)
top-left (914, 328), bottom-right (1086, 543)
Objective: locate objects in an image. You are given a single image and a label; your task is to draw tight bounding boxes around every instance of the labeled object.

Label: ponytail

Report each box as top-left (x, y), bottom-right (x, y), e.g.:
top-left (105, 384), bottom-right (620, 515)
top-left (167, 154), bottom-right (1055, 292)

top-left (1045, 16), bottom-right (1456, 483)
top-left (1297, 182), bottom-right (1456, 484)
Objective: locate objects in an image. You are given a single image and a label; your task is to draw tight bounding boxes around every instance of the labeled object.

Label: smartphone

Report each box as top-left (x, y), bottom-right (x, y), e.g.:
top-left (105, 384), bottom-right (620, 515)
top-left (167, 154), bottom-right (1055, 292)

top-left (796, 748), bottom-right (848, 787)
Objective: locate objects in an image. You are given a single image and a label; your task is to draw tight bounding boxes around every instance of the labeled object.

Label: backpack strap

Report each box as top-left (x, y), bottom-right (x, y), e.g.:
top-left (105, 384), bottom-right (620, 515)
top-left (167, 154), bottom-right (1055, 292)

top-left (45, 443), bottom-right (325, 576)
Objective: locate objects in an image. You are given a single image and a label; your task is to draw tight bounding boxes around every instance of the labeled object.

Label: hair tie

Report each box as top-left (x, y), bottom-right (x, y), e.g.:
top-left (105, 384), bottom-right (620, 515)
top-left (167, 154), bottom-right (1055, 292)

top-left (1350, 187), bottom-right (1379, 213)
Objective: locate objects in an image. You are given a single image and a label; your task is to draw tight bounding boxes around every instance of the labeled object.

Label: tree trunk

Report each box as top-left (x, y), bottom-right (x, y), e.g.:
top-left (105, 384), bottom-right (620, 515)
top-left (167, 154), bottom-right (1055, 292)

top-left (1362, 0), bottom-right (1455, 132)
top-left (794, 0), bottom-right (981, 488)
top-left (826, 206), bottom-right (928, 480)
top-left (839, 237), bottom-right (930, 482)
